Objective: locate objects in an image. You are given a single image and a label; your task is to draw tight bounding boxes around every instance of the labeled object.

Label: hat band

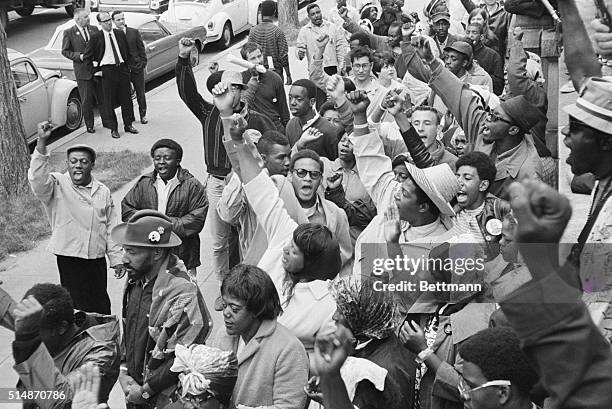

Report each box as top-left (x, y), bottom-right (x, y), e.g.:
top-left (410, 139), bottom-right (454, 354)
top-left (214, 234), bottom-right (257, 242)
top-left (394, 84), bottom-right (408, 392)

top-left (575, 97), bottom-right (612, 123)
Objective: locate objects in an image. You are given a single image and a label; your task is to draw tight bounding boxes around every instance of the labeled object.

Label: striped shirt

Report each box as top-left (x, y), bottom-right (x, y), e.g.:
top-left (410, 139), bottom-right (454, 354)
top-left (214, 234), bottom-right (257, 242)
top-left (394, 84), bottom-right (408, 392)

top-left (248, 21), bottom-right (289, 74)
top-left (175, 57), bottom-right (275, 177)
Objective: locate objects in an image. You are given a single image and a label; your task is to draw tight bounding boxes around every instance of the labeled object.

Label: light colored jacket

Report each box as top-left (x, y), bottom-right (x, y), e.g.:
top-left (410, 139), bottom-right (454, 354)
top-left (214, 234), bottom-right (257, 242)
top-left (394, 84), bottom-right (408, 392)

top-left (225, 319), bottom-right (309, 409)
top-left (244, 171), bottom-right (338, 351)
top-left (28, 150), bottom-right (122, 266)
top-left (297, 20), bottom-right (348, 68)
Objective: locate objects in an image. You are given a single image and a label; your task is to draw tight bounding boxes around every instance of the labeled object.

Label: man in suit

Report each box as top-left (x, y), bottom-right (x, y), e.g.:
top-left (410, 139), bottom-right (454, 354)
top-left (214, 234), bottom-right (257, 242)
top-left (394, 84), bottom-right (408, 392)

top-left (83, 11), bottom-right (139, 139)
top-left (61, 8), bottom-right (98, 133)
top-left (112, 11), bottom-right (148, 125)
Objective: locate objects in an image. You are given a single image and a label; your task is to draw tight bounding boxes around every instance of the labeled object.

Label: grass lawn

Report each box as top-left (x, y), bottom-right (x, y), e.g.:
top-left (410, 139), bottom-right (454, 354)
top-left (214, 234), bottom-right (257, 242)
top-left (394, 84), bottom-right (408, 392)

top-left (0, 150), bottom-right (151, 262)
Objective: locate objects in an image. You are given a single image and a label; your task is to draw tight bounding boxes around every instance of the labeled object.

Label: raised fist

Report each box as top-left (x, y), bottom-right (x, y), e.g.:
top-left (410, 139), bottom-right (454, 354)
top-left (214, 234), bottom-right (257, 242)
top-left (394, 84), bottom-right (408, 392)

top-left (346, 90), bottom-right (370, 114)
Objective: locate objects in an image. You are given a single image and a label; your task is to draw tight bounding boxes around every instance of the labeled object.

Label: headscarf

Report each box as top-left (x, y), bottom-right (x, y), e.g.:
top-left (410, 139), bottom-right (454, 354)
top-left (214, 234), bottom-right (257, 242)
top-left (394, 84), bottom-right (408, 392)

top-left (171, 344), bottom-right (238, 400)
top-left (329, 276), bottom-right (397, 340)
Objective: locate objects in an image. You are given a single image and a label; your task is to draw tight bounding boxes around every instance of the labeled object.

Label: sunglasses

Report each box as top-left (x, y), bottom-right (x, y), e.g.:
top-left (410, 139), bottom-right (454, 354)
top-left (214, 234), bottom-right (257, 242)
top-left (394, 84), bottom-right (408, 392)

top-left (457, 378), bottom-right (511, 401)
top-left (292, 168), bottom-right (322, 180)
top-left (486, 111), bottom-right (513, 125)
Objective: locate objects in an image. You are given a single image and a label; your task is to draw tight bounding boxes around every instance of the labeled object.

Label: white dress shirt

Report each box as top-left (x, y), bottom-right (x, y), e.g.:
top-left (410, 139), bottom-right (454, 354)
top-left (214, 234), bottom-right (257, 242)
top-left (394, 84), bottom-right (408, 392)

top-left (100, 30), bottom-right (124, 66)
top-left (155, 173), bottom-right (180, 214)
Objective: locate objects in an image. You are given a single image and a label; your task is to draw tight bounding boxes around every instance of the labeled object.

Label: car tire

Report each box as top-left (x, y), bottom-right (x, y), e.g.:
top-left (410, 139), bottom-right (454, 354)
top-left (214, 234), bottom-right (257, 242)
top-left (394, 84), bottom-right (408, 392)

top-left (190, 44), bottom-right (200, 67)
top-left (217, 22), bottom-right (232, 50)
top-left (0, 8), bottom-right (9, 31)
top-left (16, 5), bottom-right (35, 16)
top-left (65, 93), bottom-right (83, 131)
top-left (65, 0), bottom-right (84, 18)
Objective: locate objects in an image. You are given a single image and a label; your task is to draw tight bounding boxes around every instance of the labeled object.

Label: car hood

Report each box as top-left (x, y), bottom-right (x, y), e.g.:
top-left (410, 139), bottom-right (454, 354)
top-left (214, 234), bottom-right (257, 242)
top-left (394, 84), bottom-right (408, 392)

top-left (162, 4), bottom-right (212, 26)
top-left (29, 48), bottom-right (76, 80)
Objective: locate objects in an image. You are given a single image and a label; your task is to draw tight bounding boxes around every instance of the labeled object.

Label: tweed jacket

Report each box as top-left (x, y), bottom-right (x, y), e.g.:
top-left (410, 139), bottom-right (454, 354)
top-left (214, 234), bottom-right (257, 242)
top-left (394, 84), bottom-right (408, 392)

top-left (228, 319), bottom-right (309, 409)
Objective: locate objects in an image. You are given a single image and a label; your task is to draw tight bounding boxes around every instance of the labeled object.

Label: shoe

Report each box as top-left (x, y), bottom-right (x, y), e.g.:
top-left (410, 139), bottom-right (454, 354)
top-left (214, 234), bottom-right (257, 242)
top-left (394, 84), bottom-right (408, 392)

top-left (111, 130), bottom-right (120, 139)
top-left (86, 127), bottom-right (95, 133)
top-left (124, 125), bottom-right (139, 134)
top-left (141, 116), bottom-right (148, 124)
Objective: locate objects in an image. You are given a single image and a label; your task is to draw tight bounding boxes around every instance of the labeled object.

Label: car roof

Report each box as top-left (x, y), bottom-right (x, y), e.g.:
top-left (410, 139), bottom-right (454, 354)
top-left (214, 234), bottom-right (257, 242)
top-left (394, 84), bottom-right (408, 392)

top-left (56, 11), bottom-right (157, 32)
top-left (49, 12), bottom-right (158, 50)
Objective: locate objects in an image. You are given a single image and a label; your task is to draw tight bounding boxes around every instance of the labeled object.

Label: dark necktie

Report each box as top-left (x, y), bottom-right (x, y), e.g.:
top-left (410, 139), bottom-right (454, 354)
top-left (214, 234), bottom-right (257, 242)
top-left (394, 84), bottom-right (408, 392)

top-left (83, 27), bottom-right (89, 42)
top-left (109, 32), bottom-right (120, 65)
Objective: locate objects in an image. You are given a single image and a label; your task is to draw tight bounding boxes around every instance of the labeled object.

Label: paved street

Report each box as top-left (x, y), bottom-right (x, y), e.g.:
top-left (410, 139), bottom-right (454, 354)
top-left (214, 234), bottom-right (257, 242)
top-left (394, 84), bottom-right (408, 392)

top-left (0, 0), bottom-right (602, 405)
top-left (0, 2), bottom-right (326, 407)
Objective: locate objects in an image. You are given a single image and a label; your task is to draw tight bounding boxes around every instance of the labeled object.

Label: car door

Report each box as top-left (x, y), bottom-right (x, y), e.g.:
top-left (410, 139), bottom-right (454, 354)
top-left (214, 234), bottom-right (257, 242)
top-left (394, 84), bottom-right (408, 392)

top-left (222, 0), bottom-right (246, 33)
top-left (11, 59), bottom-right (49, 138)
top-left (138, 20), bottom-right (174, 81)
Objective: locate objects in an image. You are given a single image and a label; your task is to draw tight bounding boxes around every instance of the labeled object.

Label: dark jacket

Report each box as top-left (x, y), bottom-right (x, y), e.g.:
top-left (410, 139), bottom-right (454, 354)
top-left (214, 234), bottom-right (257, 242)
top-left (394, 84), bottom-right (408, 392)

top-left (83, 28), bottom-right (130, 66)
top-left (459, 194), bottom-right (511, 260)
top-left (500, 272), bottom-right (612, 409)
top-left (286, 115), bottom-right (341, 160)
top-left (121, 167), bottom-right (208, 269)
top-left (472, 42), bottom-right (504, 95)
top-left (352, 334), bottom-right (416, 409)
top-left (61, 24), bottom-right (99, 80)
top-left (459, 0), bottom-right (510, 57)
top-left (13, 312), bottom-right (121, 408)
top-left (176, 56), bottom-right (275, 177)
top-left (123, 26), bottom-right (147, 72)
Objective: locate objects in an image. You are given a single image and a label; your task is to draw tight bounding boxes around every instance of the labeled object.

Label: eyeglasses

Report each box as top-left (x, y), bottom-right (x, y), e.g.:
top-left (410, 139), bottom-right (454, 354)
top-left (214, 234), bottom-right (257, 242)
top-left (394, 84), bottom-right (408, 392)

top-left (99, 19), bottom-right (112, 23)
top-left (351, 62), bottom-right (373, 71)
top-left (486, 111), bottom-right (513, 125)
top-left (457, 378), bottom-right (511, 401)
top-left (292, 168), bottom-right (322, 180)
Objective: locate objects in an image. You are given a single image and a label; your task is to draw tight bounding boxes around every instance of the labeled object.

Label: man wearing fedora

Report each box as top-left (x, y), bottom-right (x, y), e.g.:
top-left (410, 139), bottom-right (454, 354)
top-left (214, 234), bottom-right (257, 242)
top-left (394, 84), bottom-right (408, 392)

top-left (404, 35), bottom-right (546, 198)
top-left (557, 0), bottom-right (612, 343)
top-left (345, 91), bottom-right (459, 278)
top-left (28, 122), bottom-right (123, 315)
top-left (111, 209), bottom-right (211, 408)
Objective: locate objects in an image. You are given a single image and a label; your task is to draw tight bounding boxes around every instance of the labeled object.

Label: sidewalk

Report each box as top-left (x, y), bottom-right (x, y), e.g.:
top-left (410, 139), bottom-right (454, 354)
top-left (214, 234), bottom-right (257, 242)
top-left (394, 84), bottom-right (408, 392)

top-left (0, 6), bottom-right (319, 406)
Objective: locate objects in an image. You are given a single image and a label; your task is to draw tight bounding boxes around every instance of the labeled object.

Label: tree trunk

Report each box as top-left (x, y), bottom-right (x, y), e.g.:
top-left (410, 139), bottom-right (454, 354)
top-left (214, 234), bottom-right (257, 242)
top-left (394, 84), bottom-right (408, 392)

top-left (0, 24), bottom-right (30, 197)
top-left (278, 0), bottom-right (300, 31)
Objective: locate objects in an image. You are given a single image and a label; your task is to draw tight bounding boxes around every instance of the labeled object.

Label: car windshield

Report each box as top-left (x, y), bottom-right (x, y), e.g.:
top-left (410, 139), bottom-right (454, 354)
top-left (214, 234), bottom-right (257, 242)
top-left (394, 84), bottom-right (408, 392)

top-left (50, 32), bottom-right (63, 50)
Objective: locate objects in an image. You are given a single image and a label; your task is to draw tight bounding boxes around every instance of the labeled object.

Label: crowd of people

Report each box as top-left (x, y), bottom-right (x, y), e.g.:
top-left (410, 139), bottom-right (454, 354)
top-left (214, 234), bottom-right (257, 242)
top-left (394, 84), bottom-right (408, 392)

top-left (2, 0), bottom-right (612, 408)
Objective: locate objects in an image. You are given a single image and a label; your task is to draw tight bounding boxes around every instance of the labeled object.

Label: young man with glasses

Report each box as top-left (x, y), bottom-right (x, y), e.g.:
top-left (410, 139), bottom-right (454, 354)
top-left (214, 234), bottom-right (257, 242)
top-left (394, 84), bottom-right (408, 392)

top-left (83, 11), bottom-right (138, 139)
top-left (288, 149), bottom-right (353, 275)
top-left (310, 37), bottom-right (406, 119)
top-left (458, 327), bottom-right (540, 409)
top-left (401, 35), bottom-right (546, 198)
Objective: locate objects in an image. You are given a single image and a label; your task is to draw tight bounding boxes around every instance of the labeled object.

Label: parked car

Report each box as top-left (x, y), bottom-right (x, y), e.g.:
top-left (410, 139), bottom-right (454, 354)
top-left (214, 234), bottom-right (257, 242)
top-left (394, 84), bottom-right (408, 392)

top-left (28, 12), bottom-right (206, 83)
top-left (95, 0), bottom-right (170, 15)
top-left (160, 0), bottom-right (262, 50)
top-left (8, 49), bottom-right (83, 144)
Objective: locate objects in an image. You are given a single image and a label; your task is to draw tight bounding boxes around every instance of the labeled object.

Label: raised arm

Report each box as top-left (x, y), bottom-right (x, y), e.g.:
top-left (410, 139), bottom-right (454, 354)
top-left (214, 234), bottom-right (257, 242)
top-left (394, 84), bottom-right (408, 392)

top-left (309, 34), bottom-right (333, 91)
top-left (557, 0), bottom-right (602, 90)
top-left (507, 32), bottom-right (547, 109)
top-left (28, 124), bottom-right (56, 205)
top-left (175, 39), bottom-right (213, 122)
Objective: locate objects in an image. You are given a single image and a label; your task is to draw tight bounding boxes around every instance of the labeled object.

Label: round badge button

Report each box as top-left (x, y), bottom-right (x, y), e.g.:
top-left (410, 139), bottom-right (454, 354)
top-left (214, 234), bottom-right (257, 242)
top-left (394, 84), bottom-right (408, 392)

top-left (486, 218), bottom-right (503, 236)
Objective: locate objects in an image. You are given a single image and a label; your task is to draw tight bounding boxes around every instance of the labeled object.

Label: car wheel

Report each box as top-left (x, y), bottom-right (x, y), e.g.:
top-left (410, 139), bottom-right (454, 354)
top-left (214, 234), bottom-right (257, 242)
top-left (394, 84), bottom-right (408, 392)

top-left (217, 22), bottom-right (232, 50)
top-left (189, 44), bottom-right (200, 67)
top-left (65, 93), bottom-right (83, 131)
top-left (0, 8), bottom-right (9, 31)
top-left (16, 5), bottom-right (35, 16)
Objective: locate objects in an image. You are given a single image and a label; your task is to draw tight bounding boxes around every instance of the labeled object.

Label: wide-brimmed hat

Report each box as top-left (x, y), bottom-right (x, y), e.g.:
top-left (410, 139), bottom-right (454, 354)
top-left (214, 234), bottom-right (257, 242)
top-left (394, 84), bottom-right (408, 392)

top-left (563, 76), bottom-right (612, 134)
top-left (111, 209), bottom-right (182, 248)
top-left (404, 162), bottom-right (459, 216)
